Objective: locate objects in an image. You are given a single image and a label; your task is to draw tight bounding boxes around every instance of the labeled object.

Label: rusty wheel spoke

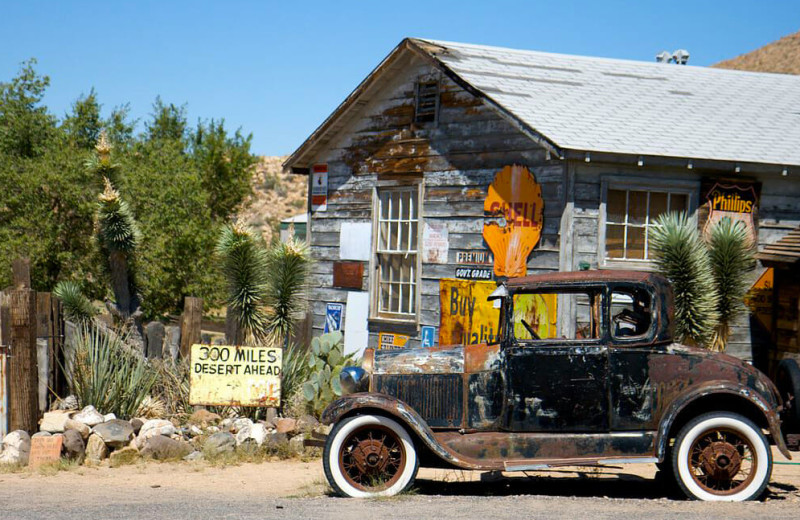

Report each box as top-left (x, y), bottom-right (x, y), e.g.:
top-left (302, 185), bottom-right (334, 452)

top-left (687, 427), bottom-right (756, 496)
top-left (338, 424), bottom-right (406, 492)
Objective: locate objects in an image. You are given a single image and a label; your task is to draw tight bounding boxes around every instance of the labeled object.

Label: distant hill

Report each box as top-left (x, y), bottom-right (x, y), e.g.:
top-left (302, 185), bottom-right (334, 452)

top-left (240, 156), bottom-right (307, 243)
top-left (714, 30), bottom-right (800, 75)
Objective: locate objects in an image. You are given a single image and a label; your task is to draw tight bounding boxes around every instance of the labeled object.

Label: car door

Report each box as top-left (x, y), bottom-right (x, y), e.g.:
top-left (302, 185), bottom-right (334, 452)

top-left (504, 287), bottom-right (609, 432)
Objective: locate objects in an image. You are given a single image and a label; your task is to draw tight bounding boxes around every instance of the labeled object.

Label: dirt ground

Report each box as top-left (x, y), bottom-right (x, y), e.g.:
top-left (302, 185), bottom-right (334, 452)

top-left (1, 448), bottom-right (799, 519)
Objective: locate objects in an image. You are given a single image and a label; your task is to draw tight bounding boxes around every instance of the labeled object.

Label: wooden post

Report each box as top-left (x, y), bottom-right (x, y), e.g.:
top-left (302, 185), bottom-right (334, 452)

top-left (11, 258), bottom-right (30, 289)
top-left (225, 306), bottom-right (242, 346)
top-left (9, 289), bottom-right (38, 433)
top-left (1, 299), bottom-right (11, 437)
top-left (180, 297), bottom-right (203, 359)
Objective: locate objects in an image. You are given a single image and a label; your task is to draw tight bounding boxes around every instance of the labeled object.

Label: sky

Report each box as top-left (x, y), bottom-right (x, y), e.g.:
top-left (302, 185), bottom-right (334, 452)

top-left (1, 1), bottom-right (798, 156)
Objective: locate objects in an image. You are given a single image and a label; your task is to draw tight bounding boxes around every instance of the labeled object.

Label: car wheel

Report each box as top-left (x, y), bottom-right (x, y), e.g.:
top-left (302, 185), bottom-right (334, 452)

top-left (671, 412), bottom-right (772, 501)
top-left (776, 359), bottom-right (800, 431)
top-left (323, 414), bottom-right (419, 498)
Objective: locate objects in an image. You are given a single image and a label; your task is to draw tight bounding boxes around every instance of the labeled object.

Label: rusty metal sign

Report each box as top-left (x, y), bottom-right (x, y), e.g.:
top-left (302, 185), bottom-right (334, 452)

top-left (190, 344), bottom-right (282, 407)
top-left (29, 435), bottom-right (63, 468)
top-left (378, 333), bottom-right (409, 349)
top-left (332, 261), bottom-right (364, 289)
top-left (702, 181), bottom-right (759, 244)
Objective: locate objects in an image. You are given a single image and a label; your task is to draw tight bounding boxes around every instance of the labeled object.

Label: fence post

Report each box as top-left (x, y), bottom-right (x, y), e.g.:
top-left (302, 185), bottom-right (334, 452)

top-left (12, 257), bottom-right (30, 289)
top-left (9, 289), bottom-right (38, 433)
top-left (225, 306), bottom-right (242, 346)
top-left (180, 297), bottom-right (203, 359)
top-left (1, 299), bottom-right (10, 437)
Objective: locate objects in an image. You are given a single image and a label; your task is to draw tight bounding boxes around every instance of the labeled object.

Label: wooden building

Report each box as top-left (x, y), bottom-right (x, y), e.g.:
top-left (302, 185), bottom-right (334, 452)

top-left (284, 38), bottom-right (800, 371)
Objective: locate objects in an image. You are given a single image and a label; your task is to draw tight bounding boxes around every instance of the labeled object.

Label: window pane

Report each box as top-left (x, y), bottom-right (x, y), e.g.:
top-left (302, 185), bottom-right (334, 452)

top-left (607, 189), bottom-right (627, 223)
top-left (380, 192), bottom-right (390, 220)
top-left (670, 193), bottom-right (688, 213)
top-left (628, 191), bottom-right (647, 225)
top-left (611, 290), bottom-right (652, 338)
top-left (409, 222), bottom-right (418, 250)
top-left (606, 224), bottom-right (625, 259)
top-left (626, 226), bottom-right (646, 259)
top-left (649, 192), bottom-right (668, 221)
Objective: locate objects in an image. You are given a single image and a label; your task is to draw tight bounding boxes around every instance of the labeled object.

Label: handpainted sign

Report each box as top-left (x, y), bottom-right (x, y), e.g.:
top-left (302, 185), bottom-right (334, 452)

top-left (190, 345), bottom-right (282, 407)
top-left (421, 326), bottom-right (436, 348)
top-left (744, 268), bottom-right (773, 332)
top-left (702, 181), bottom-right (759, 244)
top-left (455, 251), bottom-right (493, 265)
top-left (438, 279), bottom-right (556, 346)
top-left (324, 303), bottom-right (344, 333)
top-left (422, 222), bottom-right (449, 263)
top-left (483, 165), bottom-right (544, 278)
top-left (29, 435), bottom-right (63, 468)
top-left (311, 164), bottom-right (328, 212)
top-left (333, 261), bottom-right (364, 289)
top-left (378, 333), bottom-right (409, 349)
top-left (455, 266), bottom-right (493, 280)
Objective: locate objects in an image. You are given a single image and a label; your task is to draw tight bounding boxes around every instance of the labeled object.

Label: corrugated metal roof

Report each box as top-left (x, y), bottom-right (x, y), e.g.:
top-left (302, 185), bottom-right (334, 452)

top-left (417, 38), bottom-right (800, 167)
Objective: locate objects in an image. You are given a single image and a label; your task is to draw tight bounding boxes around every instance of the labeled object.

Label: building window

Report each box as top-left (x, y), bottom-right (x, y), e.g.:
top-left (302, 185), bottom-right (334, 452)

top-left (414, 81), bottom-right (439, 124)
top-left (374, 186), bottom-right (420, 320)
top-left (605, 188), bottom-right (690, 261)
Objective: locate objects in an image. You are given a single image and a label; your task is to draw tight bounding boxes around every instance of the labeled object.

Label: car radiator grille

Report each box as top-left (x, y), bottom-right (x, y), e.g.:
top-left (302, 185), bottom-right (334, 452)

top-left (374, 374), bottom-right (463, 428)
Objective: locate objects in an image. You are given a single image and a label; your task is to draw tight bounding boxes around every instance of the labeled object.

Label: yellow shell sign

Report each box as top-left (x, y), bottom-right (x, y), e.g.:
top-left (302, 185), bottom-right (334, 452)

top-left (483, 165), bottom-right (544, 278)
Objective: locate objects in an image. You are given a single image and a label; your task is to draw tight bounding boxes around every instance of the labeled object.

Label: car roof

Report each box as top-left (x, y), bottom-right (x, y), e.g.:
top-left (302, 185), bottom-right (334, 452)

top-left (506, 269), bottom-right (666, 289)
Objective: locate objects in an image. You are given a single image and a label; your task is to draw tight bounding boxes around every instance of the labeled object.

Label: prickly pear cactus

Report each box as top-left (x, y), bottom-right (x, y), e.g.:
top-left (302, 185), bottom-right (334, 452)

top-left (301, 331), bottom-right (359, 416)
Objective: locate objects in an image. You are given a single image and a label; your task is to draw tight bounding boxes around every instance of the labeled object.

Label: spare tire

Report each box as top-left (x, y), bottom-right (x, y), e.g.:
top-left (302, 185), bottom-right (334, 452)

top-left (776, 359), bottom-right (800, 433)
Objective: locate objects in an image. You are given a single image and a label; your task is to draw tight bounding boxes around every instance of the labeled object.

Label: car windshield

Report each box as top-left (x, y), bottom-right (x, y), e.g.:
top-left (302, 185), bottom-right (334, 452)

top-left (510, 289), bottom-right (603, 341)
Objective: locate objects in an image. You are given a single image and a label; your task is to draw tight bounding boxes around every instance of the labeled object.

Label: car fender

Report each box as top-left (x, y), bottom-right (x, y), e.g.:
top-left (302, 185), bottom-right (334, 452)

top-left (655, 381), bottom-right (791, 460)
top-left (321, 393), bottom-right (483, 470)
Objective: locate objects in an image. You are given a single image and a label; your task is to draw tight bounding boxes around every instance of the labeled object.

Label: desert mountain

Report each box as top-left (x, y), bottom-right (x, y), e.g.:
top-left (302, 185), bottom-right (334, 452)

top-left (714, 30), bottom-right (800, 75)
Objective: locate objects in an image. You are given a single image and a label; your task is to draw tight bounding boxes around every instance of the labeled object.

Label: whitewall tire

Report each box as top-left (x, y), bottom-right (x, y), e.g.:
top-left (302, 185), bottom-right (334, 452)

top-left (672, 412), bottom-right (771, 501)
top-left (323, 414), bottom-right (419, 498)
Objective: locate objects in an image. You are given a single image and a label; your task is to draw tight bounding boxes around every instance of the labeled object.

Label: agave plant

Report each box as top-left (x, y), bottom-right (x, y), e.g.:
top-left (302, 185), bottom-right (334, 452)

top-left (265, 237), bottom-right (311, 347)
top-left (708, 217), bottom-right (756, 351)
top-left (53, 280), bottom-right (96, 324)
top-left (649, 212), bottom-right (719, 347)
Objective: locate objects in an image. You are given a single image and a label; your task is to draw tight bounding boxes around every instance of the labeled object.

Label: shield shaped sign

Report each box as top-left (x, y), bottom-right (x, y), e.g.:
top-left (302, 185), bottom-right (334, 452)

top-left (703, 182), bottom-right (758, 244)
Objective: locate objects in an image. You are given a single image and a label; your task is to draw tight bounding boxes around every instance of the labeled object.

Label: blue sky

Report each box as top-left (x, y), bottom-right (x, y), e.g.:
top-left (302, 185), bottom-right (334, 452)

top-left (1, 1), bottom-right (797, 156)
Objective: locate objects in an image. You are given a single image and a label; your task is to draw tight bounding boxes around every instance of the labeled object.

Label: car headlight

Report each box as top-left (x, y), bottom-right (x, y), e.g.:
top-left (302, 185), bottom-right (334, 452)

top-left (340, 366), bottom-right (369, 395)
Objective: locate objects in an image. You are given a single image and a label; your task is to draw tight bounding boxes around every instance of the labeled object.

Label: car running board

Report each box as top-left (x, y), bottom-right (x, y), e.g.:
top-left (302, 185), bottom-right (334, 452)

top-left (504, 456), bottom-right (659, 472)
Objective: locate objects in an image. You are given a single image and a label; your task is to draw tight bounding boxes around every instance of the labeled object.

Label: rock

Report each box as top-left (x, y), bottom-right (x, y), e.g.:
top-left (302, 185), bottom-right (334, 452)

top-left (189, 409), bottom-right (221, 426)
top-left (206, 426), bottom-right (220, 433)
top-left (73, 405), bottom-right (104, 427)
top-left (189, 425), bottom-right (203, 437)
top-left (130, 418), bottom-right (144, 435)
top-left (109, 446), bottom-right (140, 467)
top-left (50, 395), bottom-right (78, 411)
top-left (232, 418), bottom-right (253, 433)
top-left (40, 410), bottom-right (72, 433)
top-left (92, 419), bottom-right (134, 449)
top-left (65, 419), bottom-right (91, 440)
top-left (235, 423), bottom-right (252, 446)
top-left (135, 419), bottom-right (175, 448)
top-left (103, 413), bottom-right (117, 422)
top-left (220, 418), bottom-right (233, 430)
top-left (32, 431), bottom-right (52, 438)
top-left (265, 407), bottom-right (278, 425)
top-left (275, 417), bottom-right (297, 435)
top-left (184, 450), bottom-right (203, 462)
top-left (203, 432), bottom-right (235, 456)
top-left (145, 321), bottom-right (165, 359)
top-left (85, 434), bottom-right (109, 462)
top-left (288, 435), bottom-right (305, 454)
top-left (62, 429), bottom-right (85, 462)
top-left (264, 432), bottom-right (288, 449)
top-left (313, 424), bottom-right (333, 436)
top-left (296, 415), bottom-right (319, 432)
top-left (140, 435), bottom-right (191, 460)
top-left (0, 430), bottom-right (31, 465)
top-left (250, 423), bottom-right (267, 446)
top-left (164, 326), bottom-right (181, 361)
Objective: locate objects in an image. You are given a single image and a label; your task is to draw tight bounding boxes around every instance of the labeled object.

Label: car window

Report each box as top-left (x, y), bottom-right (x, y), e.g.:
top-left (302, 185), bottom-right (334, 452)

top-left (511, 290), bottom-right (603, 341)
top-left (610, 289), bottom-right (652, 340)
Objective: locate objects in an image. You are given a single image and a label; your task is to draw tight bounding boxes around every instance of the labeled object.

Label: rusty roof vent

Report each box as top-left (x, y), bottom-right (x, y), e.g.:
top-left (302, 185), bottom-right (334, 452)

top-left (415, 80), bottom-right (439, 123)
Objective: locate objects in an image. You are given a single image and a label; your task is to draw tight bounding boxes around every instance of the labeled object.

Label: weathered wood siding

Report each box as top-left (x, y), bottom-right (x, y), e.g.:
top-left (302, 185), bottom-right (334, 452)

top-left (305, 53), bottom-right (564, 347)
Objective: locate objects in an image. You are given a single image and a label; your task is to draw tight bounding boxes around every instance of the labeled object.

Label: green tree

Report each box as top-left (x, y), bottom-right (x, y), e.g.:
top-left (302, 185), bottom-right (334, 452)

top-left (63, 89), bottom-right (102, 150)
top-left (0, 59), bottom-right (56, 158)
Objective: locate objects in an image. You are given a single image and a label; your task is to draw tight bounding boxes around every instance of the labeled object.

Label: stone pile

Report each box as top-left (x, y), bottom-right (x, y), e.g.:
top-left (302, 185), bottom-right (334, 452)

top-left (0, 400), bottom-right (330, 467)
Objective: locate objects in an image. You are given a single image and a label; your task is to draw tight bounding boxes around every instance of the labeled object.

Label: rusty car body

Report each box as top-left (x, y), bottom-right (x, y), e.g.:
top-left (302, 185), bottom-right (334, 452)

top-left (321, 270), bottom-right (793, 501)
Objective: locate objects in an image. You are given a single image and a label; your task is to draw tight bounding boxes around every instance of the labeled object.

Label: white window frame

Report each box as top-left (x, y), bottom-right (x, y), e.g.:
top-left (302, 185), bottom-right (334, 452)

top-left (369, 181), bottom-right (423, 324)
top-left (598, 176), bottom-right (698, 269)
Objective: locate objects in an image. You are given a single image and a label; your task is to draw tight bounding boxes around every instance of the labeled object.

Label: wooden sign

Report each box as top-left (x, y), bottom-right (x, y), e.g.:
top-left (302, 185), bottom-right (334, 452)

top-left (190, 345), bottom-right (282, 407)
top-left (482, 165), bottom-right (543, 278)
top-left (333, 261), bottom-right (364, 289)
top-left (29, 435), bottom-right (63, 468)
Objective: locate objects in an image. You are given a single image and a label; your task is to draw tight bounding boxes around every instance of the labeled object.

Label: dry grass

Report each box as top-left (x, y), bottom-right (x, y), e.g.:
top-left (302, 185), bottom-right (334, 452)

top-left (714, 30), bottom-right (800, 75)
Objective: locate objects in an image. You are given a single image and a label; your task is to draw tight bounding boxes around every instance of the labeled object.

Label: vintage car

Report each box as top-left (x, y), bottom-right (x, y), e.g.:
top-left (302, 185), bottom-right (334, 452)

top-left (320, 270), bottom-right (800, 501)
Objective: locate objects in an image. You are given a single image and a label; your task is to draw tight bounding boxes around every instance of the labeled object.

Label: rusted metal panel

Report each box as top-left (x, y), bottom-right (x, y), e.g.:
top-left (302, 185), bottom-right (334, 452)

top-left (374, 374), bottom-right (463, 428)
top-left (189, 345), bottom-right (282, 407)
top-left (373, 345), bottom-right (464, 374)
top-left (332, 261), bottom-right (364, 289)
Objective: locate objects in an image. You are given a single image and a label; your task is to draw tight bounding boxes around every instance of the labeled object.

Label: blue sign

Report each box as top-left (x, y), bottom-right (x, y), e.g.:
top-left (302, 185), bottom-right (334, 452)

top-left (421, 326), bottom-right (436, 348)
top-left (324, 303), bottom-right (343, 333)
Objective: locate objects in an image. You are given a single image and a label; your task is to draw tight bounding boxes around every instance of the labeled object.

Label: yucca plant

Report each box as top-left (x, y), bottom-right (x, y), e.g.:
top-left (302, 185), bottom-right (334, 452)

top-left (649, 212), bottom-right (719, 347)
top-left (265, 237), bottom-right (311, 346)
top-left (53, 280), bottom-right (96, 324)
top-left (708, 217), bottom-right (756, 351)
top-left (216, 221), bottom-right (270, 343)
top-left (67, 325), bottom-right (157, 419)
